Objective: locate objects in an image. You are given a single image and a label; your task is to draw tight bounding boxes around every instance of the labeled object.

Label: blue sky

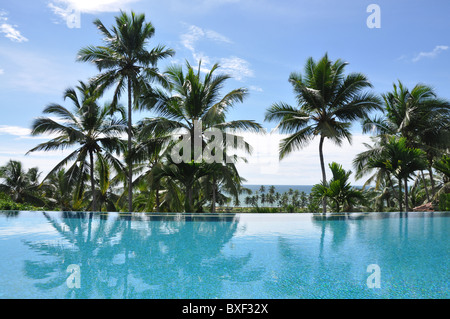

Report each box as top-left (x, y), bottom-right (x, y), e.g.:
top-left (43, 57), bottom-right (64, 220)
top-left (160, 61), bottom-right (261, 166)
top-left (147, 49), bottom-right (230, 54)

top-left (0, 0), bottom-right (449, 185)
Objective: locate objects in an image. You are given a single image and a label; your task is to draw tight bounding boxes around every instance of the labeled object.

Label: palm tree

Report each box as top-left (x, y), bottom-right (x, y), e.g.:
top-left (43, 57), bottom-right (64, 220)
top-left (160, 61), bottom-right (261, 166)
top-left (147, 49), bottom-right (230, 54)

top-left (88, 155), bottom-right (122, 212)
top-left (199, 162), bottom-right (246, 213)
top-left (43, 167), bottom-right (81, 211)
top-left (275, 192), bottom-right (281, 207)
top-left (353, 136), bottom-right (400, 205)
top-left (311, 162), bottom-right (363, 212)
top-left (363, 81), bottom-right (450, 197)
top-left (0, 160), bottom-right (45, 206)
top-left (433, 154), bottom-right (450, 197)
top-left (139, 60), bottom-right (263, 211)
top-left (299, 191), bottom-right (308, 209)
top-left (140, 60), bottom-right (262, 148)
top-left (244, 196), bottom-right (252, 207)
top-left (365, 137), bottom-right (427, 212)
top-left (77, 11), bottom-right (175, 212)
top-left (265, 53), bottom-right (381, 212)
top-left (151, 155), bottom-right (210, 212)
top-left (27, 82), bottom-right (126, 211)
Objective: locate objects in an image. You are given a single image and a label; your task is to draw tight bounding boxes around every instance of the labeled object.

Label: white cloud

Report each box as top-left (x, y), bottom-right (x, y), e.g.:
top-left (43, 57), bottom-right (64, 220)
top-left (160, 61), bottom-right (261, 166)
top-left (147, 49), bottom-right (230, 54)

top-left (48, 0), bottom-right (142, 27)
top-left (234, 131), bottom-right (374, 185)
top-left (219, 56), bottom-right (254, 81)
top-left (180, 24), bottom-right (254, 81)
top-left (0, 125), bottom-right (75, 176)
top-left (181, 24), bottom-right (232, 54)
top-left (412, 45), bottom-right (448, 62)
top-left (48, 0), bottom-right (141, 14)
top-left (0, 148), bottom-right (73, 177)
top-left (181, 25), bottom-right (232, 52)
top-left (0, 11), bottom-right (28, 42)
top-left (249, 85), bottom-right (263, 92)
top-left (0, 69), bottom-right (4, 75)
top-left (0, 125), bottom-right (32, 137)
top-left (48, 3), bottom-right (73, 23)
top-left (0, 125), bottom-right (58, 140)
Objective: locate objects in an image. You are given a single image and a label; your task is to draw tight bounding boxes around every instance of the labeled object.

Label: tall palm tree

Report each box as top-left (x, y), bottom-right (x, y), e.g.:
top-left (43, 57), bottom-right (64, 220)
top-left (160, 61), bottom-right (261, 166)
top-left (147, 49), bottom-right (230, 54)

top-left (265, 53), bottom-right (381, 212)
top-left (77, 11), bottom-right (175, 212)
top-left (27, 81), bottom-right (126, 211)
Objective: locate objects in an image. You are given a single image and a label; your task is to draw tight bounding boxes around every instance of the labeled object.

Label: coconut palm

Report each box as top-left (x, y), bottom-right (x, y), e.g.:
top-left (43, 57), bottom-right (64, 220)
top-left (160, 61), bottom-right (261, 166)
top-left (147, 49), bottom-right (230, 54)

top-left (77, 11), bottom-right (175, 212)
top-left (130, 117), bottom-right (177, 212)
top-left (433, 154), bottom-right (450, 197)
top-left (311, 162), bottom-right (363, 212)
top-left (85, 155), bottom-right (122, 212)
top-left (151, 155), bottom-right (209, 212)
top-left (363, 81), bottom-right (450, 196)
top-left (27, 82), bottom-right (126, 211)
top-left (365, 137), bottom-right (427, 212)
top-left (196, 162), bottom-right (247, 213)
top-left (0, 160), bottom-right (45, 206)
top-left (353, 135), bottom-right (401, 203)
top-left (265, 53), bottom-right (381, 212)
top-left (139, 61), bottom-right (262, 148)
top-left (139, 60), bottom-right (263, 211)
top-left (43, 167), bottom-right (82, 211)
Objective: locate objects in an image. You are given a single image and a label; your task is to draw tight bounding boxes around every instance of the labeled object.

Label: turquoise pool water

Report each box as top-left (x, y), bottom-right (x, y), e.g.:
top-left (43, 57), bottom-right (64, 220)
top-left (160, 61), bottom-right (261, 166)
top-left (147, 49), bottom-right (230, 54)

top-left (0, 211), bottom-right (448, 299)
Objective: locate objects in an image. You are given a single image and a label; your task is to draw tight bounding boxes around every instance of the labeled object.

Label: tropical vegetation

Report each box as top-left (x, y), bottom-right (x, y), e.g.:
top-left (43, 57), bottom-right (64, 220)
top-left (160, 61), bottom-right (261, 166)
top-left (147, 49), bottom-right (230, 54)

top-left (264, 53), bottom-right (381, 213)
top-left (1, 11), bottom-right (449, 213)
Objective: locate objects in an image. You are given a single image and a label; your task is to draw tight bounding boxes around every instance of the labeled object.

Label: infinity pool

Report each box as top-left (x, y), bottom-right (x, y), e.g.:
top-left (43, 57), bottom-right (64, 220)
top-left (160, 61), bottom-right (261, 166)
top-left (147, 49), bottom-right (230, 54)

top-left (0, 211), bottom-right (448, 299)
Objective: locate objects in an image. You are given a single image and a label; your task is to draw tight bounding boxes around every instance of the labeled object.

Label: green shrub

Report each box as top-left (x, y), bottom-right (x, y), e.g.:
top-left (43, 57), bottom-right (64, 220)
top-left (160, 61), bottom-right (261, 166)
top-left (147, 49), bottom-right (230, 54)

top-left (438, 193), bottom-right (450, 211)
top-left (253, 206), bottom-right (279, 213)
top-left (0, 198), bottom-right (42, 211)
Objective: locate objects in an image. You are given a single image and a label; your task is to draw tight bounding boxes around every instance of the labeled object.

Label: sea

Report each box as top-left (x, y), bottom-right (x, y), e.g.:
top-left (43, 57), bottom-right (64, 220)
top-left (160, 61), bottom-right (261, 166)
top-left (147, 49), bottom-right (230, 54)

top-left (242, 184), bottom-right (313, 195)
top-left (230, 184), bottom-right (313, 207)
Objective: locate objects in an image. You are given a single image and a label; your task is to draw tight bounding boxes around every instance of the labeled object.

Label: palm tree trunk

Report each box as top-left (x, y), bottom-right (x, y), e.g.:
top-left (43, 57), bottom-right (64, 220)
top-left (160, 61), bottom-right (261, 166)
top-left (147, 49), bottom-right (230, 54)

top-left (185, 183), bottom-right (193, 212)
top-left (420, 170), bottom-right (430, 202)
top-left (211, 178), bottom-right (216, 214)
top-left (89, 150), bottom-right (96, 212)
top-left (127, 76), bottom-right (133, 212)
top-left (428, 164), bottom-right (436, 197)
top-left (155, 186), bottom-right (160, 212)
top-left (398, 177), bottom-right (403, 212)
top-left (404, 178), bottom-right (409, 213)
top-left (388, 176), bottom-right (397, 208)
top-left (319, 136), bottom-right (327, 213)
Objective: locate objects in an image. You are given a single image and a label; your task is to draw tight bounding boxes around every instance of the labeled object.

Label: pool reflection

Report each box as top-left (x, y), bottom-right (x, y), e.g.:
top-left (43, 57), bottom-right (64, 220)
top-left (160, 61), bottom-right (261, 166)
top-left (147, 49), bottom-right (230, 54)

top-left (1, 211), bottom-right (447, 298)
top-left (21, 212), bottom-right (263, 298)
